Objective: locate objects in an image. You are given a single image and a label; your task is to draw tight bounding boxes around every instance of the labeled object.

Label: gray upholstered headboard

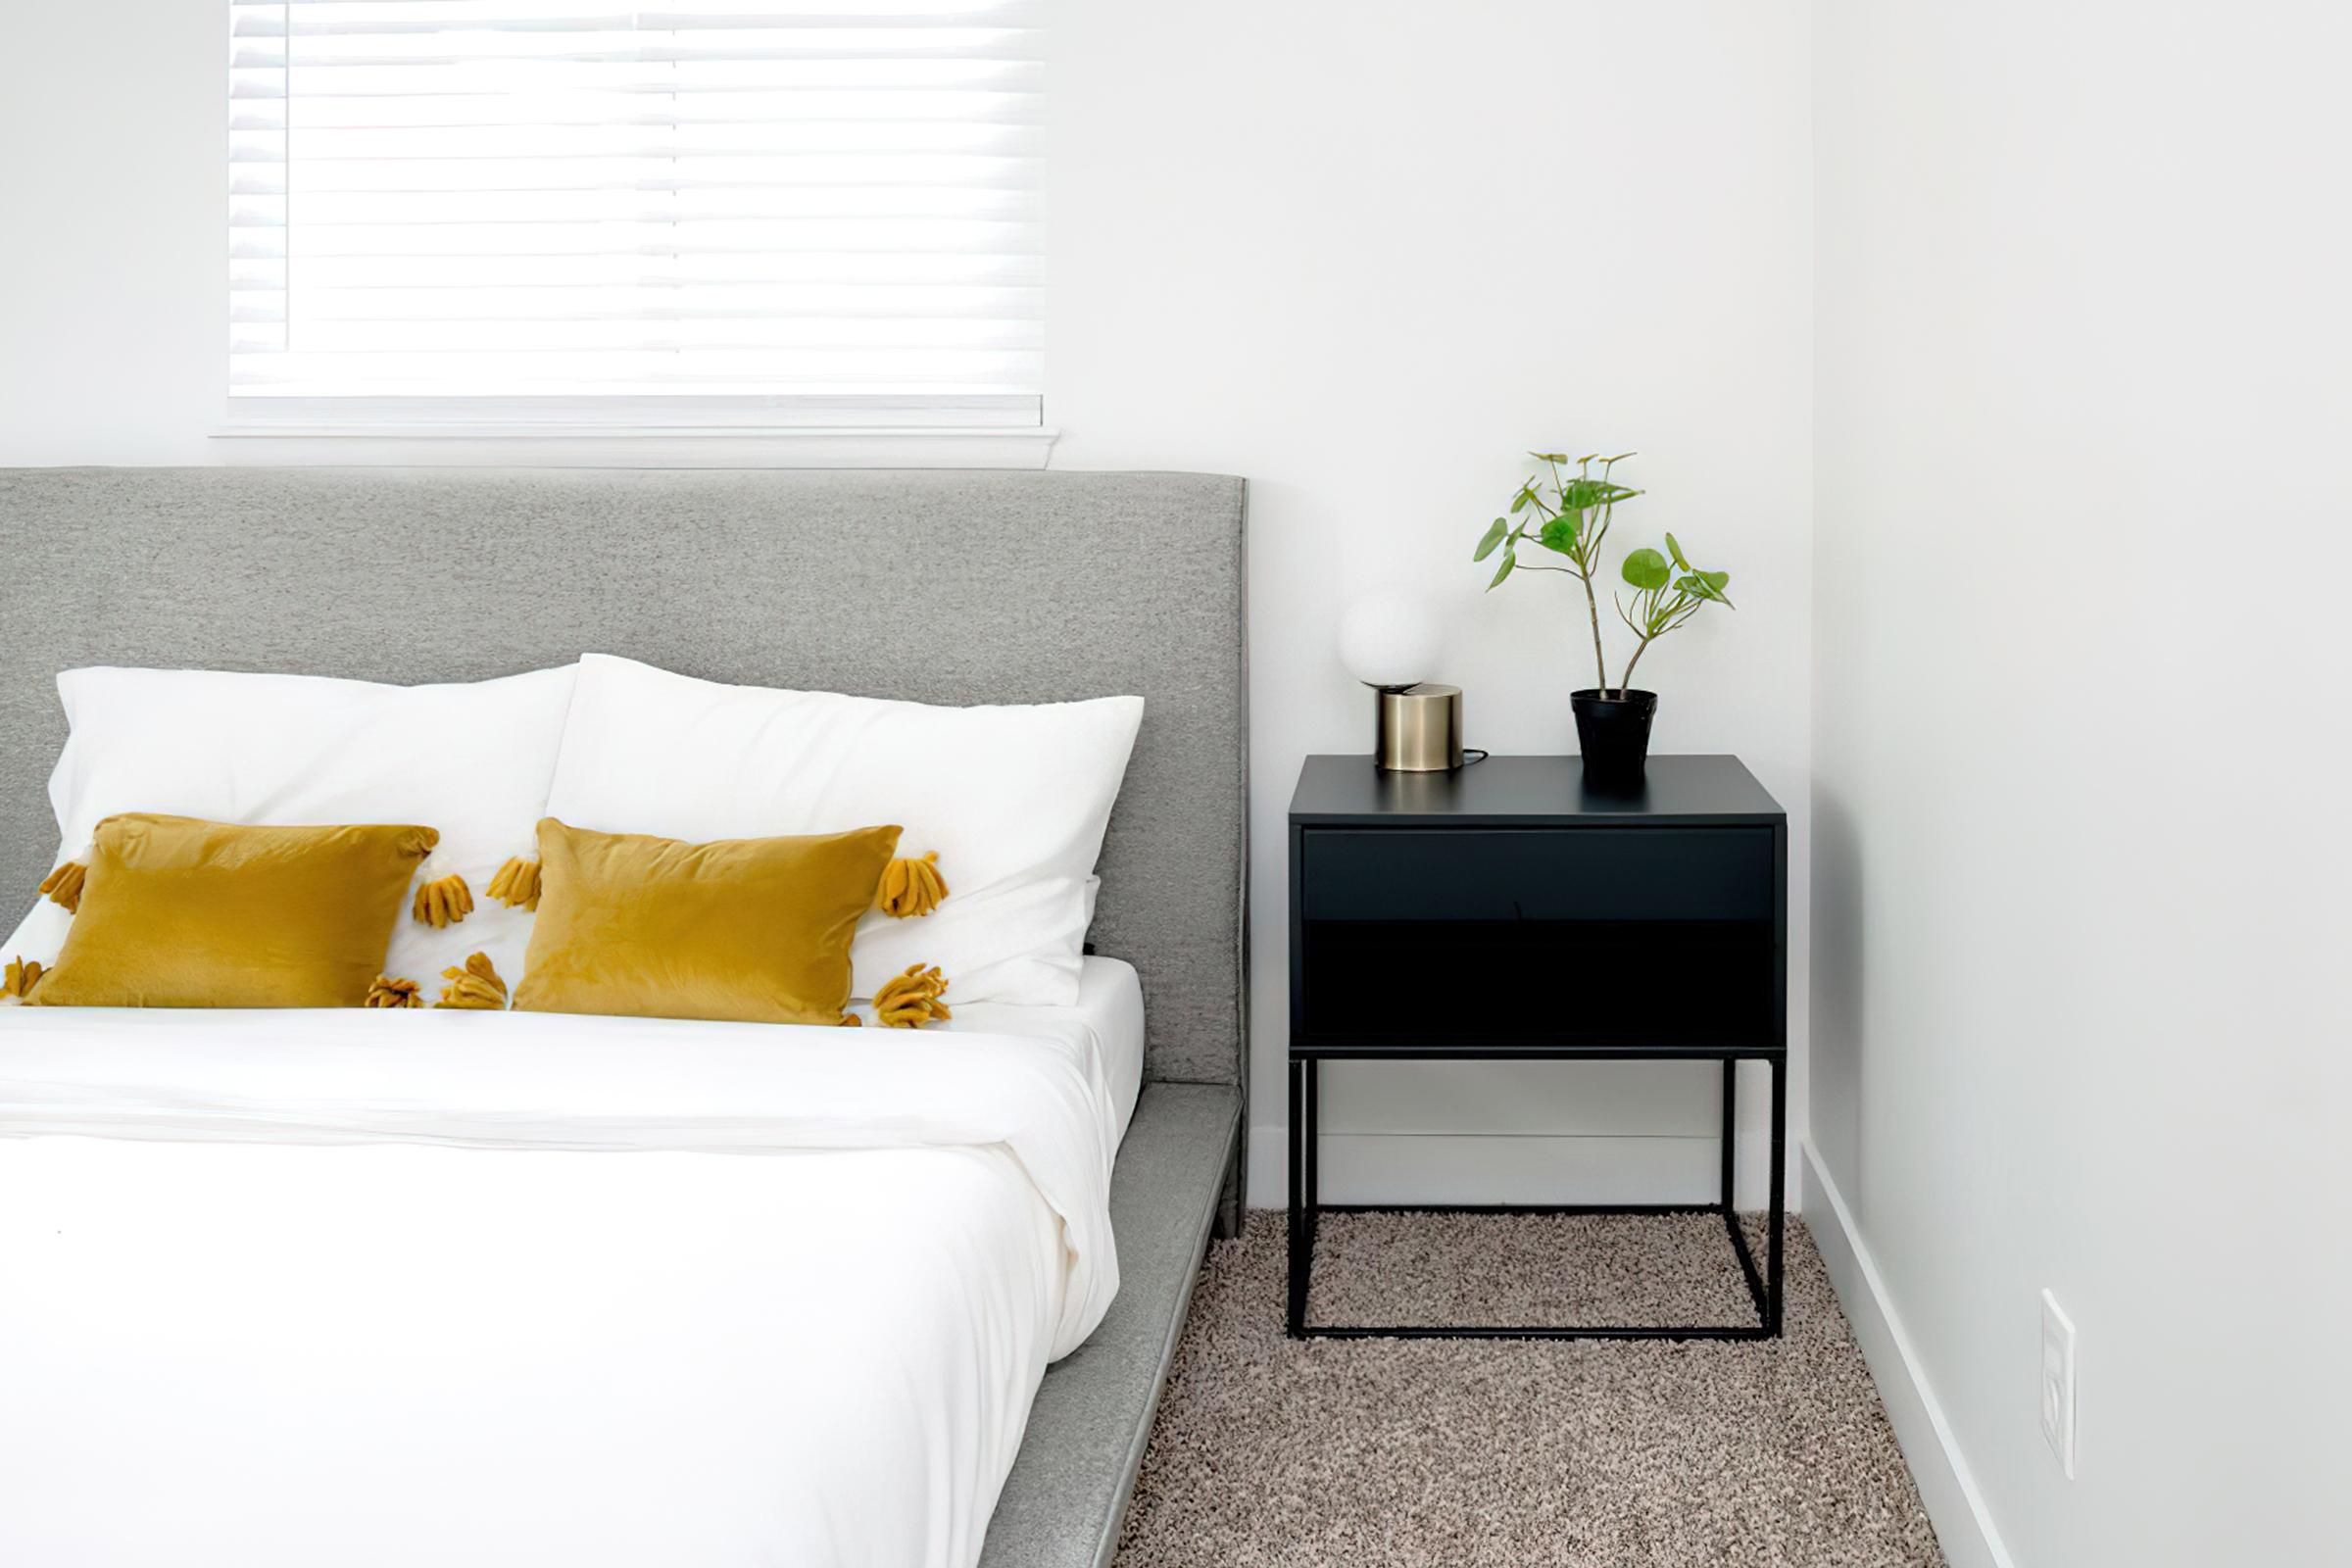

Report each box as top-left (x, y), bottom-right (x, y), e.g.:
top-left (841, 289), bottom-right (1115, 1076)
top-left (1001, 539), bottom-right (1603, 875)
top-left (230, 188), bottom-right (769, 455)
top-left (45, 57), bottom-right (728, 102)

top-left (0, 466), bottom-right (1247, 1094)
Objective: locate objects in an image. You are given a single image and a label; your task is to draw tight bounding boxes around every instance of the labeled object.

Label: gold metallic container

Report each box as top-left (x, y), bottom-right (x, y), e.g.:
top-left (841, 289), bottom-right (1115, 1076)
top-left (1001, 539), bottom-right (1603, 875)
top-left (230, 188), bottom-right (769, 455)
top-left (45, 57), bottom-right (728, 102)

top-left (1373, 683), bottom-right (1464, 771)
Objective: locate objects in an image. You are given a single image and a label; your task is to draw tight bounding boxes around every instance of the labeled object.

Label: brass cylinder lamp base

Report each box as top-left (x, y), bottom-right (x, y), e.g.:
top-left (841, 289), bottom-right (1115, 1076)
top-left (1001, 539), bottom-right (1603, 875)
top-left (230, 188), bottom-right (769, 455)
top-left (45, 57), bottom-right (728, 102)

top-left (1372, 683), bottom-right (1463, 771)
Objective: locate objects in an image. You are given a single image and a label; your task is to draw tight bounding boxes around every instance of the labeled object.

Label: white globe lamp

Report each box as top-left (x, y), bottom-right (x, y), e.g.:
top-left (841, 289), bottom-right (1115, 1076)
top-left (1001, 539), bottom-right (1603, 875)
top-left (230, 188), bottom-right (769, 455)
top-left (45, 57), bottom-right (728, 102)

top-left (1338, 592), bottom-right (1443, 691)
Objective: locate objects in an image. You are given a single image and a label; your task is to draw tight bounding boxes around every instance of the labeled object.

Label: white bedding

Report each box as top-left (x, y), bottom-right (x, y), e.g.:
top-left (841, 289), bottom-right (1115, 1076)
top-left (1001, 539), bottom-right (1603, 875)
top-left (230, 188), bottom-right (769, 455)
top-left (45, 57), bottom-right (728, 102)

top-left (0, 974), bottom-right (1140, 1568)
top-left (949, 956), bottom-right (1145, 1142)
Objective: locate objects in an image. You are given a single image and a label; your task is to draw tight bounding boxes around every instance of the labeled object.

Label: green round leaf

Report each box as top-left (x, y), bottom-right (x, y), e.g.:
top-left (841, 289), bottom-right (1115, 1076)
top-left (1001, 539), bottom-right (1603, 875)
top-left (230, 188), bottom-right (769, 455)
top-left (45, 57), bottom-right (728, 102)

top-left (1473, 517), bottom-right (1508, 561)
top-left (1538, 515), bottom-right (1580, 555)
top-left (1488, 549), bottom-right (1517, 589)
top-left (1620, 548), bottom-right (1671, 591)
top-left (1664, 531), bottom-right (1690, 570)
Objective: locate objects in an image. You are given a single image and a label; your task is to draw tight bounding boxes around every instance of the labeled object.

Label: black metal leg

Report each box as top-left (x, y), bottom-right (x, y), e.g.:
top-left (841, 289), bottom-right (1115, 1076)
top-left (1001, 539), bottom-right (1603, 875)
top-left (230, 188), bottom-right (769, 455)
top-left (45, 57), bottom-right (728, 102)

top-left (1302, 1059), bottom-right (1322, 1319)
top-left (1721, 1059), bottom-right (1769, 1332)
top-left (1288, 1050), bottom-right (1786, 1342)
top-left (1766, 1054), bottom-right (1787, 1336)
top-left (1718, 1057), bottom-right (1737, 1214)
top-left (1286, 1057), bottom-right (1308, 1337)
top-left (1304, 1057), bottom-right (1320, 1215)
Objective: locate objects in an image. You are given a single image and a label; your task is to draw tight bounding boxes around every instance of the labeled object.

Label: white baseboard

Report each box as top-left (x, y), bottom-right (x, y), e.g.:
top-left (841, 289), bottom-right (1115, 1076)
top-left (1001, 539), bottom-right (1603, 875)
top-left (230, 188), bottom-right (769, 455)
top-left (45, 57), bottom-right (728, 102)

top-left (1248, 1130), bottom-right (1782, 1211)
top-left (1802, 1142), bottom-right (2016, 1568)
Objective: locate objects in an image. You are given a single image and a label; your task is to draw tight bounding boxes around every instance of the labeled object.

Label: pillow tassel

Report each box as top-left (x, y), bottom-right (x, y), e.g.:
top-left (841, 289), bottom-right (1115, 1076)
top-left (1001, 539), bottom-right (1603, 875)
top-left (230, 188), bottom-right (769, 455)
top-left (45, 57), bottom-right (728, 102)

top-left (873, 962), bottom-right (952, 1028)
top-left (365, 975), bottom-right (423, 1009)
top-left (875, 852), bottom-right (948, 918)
top-left (485, 857), bottom-right (542, 911)
top-left (3, 956), bottom-right (42, 1000)
top-left (435, 952), bottom-right (509, 1010)
top-left (412, 873), bottom-right (475, 928)
top-left (39, 860), bottom-right (86, 913)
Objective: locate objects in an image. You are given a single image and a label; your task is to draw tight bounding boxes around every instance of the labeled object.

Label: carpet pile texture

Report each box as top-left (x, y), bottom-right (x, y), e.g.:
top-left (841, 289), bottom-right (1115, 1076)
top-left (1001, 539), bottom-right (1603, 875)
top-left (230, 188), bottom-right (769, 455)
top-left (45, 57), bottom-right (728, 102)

top-left (1113, 1212), bottom-right (1946, 1567)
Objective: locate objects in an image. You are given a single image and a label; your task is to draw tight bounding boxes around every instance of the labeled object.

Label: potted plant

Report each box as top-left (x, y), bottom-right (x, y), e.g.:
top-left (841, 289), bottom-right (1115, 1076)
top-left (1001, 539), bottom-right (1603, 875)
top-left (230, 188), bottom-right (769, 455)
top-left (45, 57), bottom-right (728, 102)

top-left (1472, 452), bottom-right (1733, 783)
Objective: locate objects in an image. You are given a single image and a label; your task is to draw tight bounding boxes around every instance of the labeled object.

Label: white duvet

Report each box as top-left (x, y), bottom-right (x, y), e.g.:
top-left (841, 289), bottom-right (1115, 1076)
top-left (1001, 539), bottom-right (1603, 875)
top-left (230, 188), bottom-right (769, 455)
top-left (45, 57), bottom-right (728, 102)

top-left (0, 1004), bottom-right (1123, 1568)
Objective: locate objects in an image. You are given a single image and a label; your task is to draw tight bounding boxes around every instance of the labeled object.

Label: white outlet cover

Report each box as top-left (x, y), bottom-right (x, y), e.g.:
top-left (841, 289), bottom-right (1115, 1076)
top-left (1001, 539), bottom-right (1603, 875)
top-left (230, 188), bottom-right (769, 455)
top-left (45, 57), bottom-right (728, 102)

top-left (2040, 1289), bottom-right (2078, 1480)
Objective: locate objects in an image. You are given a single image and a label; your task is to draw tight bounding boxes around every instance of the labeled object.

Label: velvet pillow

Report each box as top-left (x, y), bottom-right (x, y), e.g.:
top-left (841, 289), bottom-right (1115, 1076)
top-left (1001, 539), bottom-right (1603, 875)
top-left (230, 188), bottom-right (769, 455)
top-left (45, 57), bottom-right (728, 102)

top-left (512, 817), bottom-right (901, 1026)
top-left (25, 814), bottom-right (437, 1009)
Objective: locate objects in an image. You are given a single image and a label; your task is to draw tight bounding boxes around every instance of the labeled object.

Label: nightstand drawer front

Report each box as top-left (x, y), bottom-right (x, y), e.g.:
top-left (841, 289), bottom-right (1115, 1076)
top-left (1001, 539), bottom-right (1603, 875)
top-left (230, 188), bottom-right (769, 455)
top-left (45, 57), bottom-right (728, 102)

top-left (1300, 827), bottom-right (1774, 923)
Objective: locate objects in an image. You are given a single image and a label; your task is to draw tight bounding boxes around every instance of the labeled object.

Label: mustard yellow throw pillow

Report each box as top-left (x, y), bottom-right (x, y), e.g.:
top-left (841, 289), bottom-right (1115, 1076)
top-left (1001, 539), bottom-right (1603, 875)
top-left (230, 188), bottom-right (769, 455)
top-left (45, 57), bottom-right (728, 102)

top-left (513, 817), bottom-right (902, 1026)
top-left (28, 813), bottom-right (438, 1009)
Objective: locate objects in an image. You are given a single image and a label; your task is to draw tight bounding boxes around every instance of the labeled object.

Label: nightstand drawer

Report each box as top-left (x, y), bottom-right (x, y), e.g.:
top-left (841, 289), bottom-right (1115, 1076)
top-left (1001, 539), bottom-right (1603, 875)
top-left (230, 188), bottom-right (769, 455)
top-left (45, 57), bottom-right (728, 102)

top-left (1299, 826), bottom-right (1774, 924)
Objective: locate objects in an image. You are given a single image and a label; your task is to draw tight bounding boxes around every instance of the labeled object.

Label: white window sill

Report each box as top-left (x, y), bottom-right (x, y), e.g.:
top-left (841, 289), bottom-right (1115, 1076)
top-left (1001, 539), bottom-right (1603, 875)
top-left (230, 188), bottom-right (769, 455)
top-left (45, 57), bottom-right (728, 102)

top-left (209, 423), bottom-right (1059, 469)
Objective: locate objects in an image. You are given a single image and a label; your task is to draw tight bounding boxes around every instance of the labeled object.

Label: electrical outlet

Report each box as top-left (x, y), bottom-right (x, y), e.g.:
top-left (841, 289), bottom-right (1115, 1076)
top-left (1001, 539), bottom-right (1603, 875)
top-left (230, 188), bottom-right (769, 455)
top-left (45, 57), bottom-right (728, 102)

top-left (2039, 1290), bottom-right (2077, 1479)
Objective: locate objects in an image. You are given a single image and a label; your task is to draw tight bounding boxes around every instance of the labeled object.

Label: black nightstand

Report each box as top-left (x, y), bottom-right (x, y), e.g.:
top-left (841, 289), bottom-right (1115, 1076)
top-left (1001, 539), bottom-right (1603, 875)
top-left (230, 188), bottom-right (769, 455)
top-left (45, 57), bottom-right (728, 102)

top-left (1287, 753), bottom-right (1787, 1340)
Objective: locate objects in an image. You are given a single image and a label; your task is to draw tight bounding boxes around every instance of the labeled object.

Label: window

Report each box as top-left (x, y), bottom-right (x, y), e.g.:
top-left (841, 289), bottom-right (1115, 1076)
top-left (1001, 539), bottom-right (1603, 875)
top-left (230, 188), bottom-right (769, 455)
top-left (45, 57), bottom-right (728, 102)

top-left (225, 2), bottom-right (1042, 432)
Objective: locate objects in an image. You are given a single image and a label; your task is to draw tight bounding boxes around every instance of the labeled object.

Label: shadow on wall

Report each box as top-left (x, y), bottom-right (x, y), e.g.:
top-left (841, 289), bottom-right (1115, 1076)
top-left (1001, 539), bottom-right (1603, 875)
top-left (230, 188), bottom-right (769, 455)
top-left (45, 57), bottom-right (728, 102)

top-left (1808, 782), bottom-right (1865, 1188)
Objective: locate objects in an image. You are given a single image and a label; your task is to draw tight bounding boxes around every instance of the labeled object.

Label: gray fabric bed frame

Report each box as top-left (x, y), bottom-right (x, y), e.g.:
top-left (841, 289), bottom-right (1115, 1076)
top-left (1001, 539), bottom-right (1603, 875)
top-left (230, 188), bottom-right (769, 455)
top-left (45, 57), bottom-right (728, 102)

top-left (0, 466), bottom-right (1247, 1568)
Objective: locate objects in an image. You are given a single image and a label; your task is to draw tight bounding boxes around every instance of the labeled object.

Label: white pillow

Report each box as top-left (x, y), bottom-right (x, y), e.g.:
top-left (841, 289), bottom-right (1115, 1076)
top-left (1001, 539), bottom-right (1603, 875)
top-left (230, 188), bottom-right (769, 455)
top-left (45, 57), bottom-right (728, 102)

top-left (2, 663), bottom-right (578, 1001)
top-left (543, 654), bottom-right (1143, 1006)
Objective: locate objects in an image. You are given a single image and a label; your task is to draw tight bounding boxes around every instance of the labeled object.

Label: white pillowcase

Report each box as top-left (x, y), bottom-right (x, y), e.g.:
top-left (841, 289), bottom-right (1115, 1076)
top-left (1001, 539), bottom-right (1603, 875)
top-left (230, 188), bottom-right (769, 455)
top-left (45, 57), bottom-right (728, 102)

top-left (2, 663), bottom-right (579, 999)
top-left (543, 654), bottom-right (1143, 1006)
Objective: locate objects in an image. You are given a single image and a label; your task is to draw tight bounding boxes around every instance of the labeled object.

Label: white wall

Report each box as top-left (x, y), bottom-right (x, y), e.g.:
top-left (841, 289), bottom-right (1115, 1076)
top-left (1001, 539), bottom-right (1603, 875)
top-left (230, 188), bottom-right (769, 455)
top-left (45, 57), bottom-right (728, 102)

top-left (0, 2), bottom-right (1817, 1210)
top-left (1812, 4), bottom-right (2352, 1563)
top-left (0, 4), bottom-right (222, 464)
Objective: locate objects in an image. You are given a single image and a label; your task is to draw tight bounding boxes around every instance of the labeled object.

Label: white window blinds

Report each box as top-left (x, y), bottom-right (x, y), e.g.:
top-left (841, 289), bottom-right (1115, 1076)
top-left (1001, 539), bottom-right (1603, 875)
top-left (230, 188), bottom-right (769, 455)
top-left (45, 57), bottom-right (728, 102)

top-left (226, 1), bottom-right (1042, 420)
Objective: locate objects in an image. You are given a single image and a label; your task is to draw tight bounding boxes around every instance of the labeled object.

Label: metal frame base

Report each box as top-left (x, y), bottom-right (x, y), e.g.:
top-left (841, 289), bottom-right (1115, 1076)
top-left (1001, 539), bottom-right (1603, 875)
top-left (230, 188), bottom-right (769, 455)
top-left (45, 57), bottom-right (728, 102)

top-left (1285, 1055), bottom-right (1786, 1341)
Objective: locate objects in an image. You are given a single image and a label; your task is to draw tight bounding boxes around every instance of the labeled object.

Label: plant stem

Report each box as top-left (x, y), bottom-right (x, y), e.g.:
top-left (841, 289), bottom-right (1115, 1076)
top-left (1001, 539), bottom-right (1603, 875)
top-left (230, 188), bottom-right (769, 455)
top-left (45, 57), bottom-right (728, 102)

top-left (1618, 635), bottom-right (1652, 695)
top-left (1580, 562), bottom-right (1609, 694)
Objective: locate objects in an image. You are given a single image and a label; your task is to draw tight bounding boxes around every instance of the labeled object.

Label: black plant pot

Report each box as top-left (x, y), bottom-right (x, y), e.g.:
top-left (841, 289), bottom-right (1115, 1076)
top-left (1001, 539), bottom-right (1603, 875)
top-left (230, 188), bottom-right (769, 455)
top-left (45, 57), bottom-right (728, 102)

top-left (1571, 689), bottom-right (1657, 786)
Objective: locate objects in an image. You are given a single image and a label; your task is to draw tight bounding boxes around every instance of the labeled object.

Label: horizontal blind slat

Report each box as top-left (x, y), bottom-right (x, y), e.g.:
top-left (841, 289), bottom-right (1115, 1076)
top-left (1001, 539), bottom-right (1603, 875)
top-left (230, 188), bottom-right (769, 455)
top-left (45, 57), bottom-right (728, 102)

top-left (244, 323), bottom-right (1044, 352)
top-left (231, 124), bottom-right (1039, 155)
top-left (237, 218), bottom-right (1038, 247)
top-left (234, 253), bottom-right (1041, 284)
top-left (244, 283), bottom-right (1042, 316)
top-left (232, 348), bottom-right (1042, 391)
top-left (233, 149), bottom-right (1041, 178)
top-left (244, 61), bottom-right (1044, 90)
top-left (235, 47), bottom-right (1042, 72)
top-left (232, 90), bottom-right (1036, 123)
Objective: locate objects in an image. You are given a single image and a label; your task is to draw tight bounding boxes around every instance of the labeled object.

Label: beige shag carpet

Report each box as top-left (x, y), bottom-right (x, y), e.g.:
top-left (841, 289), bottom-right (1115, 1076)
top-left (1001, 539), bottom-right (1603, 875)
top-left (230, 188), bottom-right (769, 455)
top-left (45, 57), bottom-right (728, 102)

top-left (1113, 1212), bottom-right (1946, 1568)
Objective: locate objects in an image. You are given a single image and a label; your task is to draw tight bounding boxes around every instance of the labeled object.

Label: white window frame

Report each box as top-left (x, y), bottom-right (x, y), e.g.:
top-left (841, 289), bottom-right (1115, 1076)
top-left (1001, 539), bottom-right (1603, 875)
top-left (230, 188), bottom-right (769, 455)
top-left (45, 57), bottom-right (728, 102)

top-left (212, 398), bottom-right (1057, 467)
top-left (214, 3), bottom-right (1052, 466)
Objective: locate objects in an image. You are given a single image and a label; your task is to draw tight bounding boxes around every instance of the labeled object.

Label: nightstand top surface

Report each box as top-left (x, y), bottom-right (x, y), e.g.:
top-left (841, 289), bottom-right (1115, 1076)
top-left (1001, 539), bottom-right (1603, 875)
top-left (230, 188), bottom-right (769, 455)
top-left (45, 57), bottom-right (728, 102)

top-left (1290, 754), bottom-right (1784, 826)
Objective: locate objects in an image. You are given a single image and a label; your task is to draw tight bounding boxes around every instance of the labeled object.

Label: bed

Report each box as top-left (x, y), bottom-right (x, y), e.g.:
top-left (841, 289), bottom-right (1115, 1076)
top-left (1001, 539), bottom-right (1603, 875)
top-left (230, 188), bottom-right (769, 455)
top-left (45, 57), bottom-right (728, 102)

top-left (0, 467), bottom-right (1248, 1568)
